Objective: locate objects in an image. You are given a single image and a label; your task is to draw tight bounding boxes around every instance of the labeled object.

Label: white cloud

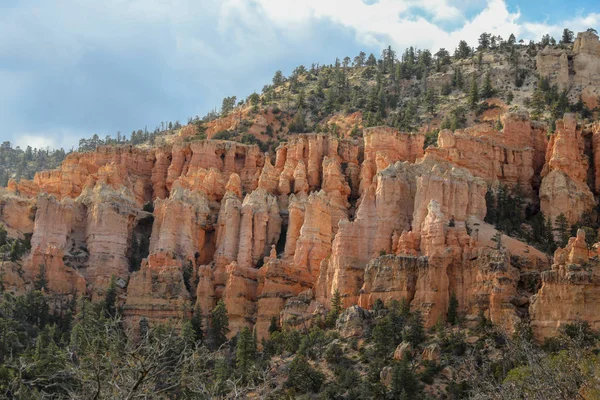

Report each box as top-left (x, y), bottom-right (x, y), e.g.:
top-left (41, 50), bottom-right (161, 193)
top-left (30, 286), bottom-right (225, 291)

top-left (12, 134), bottom-right (55, 150)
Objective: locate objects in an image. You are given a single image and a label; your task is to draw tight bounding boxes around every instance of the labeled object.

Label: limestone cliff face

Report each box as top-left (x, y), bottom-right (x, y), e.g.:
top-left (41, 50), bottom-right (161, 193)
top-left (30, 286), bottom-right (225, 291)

top-left (3, 110), bottom-right (600, 341)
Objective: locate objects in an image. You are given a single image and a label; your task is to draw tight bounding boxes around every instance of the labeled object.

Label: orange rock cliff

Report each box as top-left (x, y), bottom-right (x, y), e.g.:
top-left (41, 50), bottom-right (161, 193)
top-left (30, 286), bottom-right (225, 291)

top-left (4, 110), bottom-right (600, 342)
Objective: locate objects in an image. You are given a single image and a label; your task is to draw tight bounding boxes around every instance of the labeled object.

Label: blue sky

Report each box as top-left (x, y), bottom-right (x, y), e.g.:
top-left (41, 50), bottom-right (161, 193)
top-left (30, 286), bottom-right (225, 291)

top-left (0, 0), bottom-right (598, 150)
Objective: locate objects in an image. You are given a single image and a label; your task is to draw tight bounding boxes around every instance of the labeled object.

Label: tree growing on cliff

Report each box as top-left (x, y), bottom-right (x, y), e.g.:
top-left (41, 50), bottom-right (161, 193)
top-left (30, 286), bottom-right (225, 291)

top-left (447, 293), bottom-right (459, 325)
top-left (391, 359), bottom-right (421, 399)
top-left (481, 71), bottom-right (494, 99)
top-left (561, 29), bottom-right (575, 44)
top-left (404, 311), bottom-right (425, 347)
top-left (469, 75), bottom-right (479, 109)
top-left (455, 40), bottom-right (471, 59)
top-left (103, 275), bottom-right (118, 318)
top-left (268, 316), bottom-right (280, 335)
top-left (555, 213), bottom-right (570, 248)
top-left (209, 300), bottom-right (229, 349)
top-left (236, 327), bottom-right (255, 379)
top-left (325, 289), bottom-right (342, 328)
top-left (34, 264), bottom-right (48, 291)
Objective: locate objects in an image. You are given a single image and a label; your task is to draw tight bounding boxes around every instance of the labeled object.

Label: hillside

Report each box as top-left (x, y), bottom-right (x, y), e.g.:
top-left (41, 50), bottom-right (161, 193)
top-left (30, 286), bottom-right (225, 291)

top-left (1, 29), bottom-right (600, 399)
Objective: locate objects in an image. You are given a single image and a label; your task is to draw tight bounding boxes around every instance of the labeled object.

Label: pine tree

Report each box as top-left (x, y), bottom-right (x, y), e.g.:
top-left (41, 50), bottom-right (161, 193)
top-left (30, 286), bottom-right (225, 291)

top-left (399, 297), bottom-right (411, 317)
top-left (469, 75), bottom-right (479, 109)
top-left (325, 289), bottom-right (342, 327)
top-left (236, 327), bottom-right (255, 378)
top-left (34, 264), bottom-right (48, 291)
top-left (561, 28), bottom-right (574, 44)
top-left (555, 213), bottom-right (569, 248)
top-left (391, 359), bottom-right (420, 399)
top-left (491, 231), bottom-right (503, 250)
top-left (268, 316), bottom-right (280, 335)
top-left (447, 293), bottom-right (459, 325)
top-left (545, 216), bottom-right (556, 252)
top-left (104, 275), bottom-right (117, 318)
top-left (404, 311), bottom-right (425, 347)
top-left (209, 299), bottom-right (230, 349)
top-left (481, 71), bottom-right (494, 98)
top-left (190, 306), bottom-right (204, 344)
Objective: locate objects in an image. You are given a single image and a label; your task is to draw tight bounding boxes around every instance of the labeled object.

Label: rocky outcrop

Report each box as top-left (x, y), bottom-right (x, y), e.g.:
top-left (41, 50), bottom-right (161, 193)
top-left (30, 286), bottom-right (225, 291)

top-left (537, 31), bottom-right (600, 109)
top-left (540, 114), bottom-right (595, 225)
top-left (123, 253), bottom-right (191, 332)
top-left (79, 184), bottom-right (141, 295)
top-left (427, 125), bottom-right (539, 192)
top-left (317, 158), bottom-right (486, 309)
top-left (335, 305), bottom-right (372, 338)
top-left (359, 127), bottom-right (424, 194)
top-left (0, 194), bottom-right (35, 236)
top-left (530, 229), bottom-right (600, 340)
top-left (150, 188), bottom-right (213, 265)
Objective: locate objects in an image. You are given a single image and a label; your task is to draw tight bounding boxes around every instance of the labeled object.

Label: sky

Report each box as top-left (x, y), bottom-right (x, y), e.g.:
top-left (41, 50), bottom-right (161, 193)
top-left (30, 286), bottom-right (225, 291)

top-left (0, 0), bottom-right (599, 150)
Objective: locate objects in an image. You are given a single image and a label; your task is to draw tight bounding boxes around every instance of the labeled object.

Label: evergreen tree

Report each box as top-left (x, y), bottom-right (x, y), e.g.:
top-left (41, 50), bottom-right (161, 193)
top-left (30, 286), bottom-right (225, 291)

top-left (544, 217), bottom-right (556, 252)
top-left (478, 33), bottom-right (491, 50)
top-left (190, 306), bottom-right (204, 345)
top-left (455, 40), bottom-right (471, 59)
top-left (469, 75), bottom-right (479, 109)
top-left (447, 293), bottom-right (459, 325)
top-left (268, 316), bottom-right (280, 335)
top-left (286, 355), bottom-right (325, 393)
top-left (34, 264), bottom-right (48, 291)
top-left (272, 70), bottom-right (284, 86)
top-left (104, 275), bottom-right (117, 318)
top-left (0, 225), bottom-right (7, 247)
top-left (491, 231), bottom-right (503, 250)
top-left (404, 311), bottom-right (425, 347)
top-left (391, 359), bottom-right (420, 399)
top-left (555, 213), bottom-right (569, 248)
top-left (209, 299), bottom-right (230, 349)
top-left (366, 53), bottom-right (377, 66)
top-left (236, 327), bottom-right (255, 378)
top-left (325, 289), bottom-right (342, 327)
top-left (561, 28), bottom-right (574, 44)
top-left (481, 71), bottom-right (494, 98)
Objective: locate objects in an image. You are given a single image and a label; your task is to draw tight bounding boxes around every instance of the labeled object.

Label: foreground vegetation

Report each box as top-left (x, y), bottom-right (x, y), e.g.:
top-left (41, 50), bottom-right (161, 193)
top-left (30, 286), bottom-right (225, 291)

top-left (1, 279), bottom-right (599, 399)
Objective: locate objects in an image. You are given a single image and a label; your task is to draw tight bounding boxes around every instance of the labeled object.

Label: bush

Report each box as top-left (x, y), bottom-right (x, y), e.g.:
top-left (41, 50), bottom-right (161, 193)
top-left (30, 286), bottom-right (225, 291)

top-left (286, 355), bottom-right (325, 394)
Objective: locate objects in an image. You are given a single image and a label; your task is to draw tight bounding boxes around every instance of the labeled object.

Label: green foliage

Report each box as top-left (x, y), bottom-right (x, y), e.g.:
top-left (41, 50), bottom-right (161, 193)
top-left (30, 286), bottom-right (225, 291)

top-left (481, 71), bottom-right (494, 99)
top-left (209, 299), bottom-right (230, 350)
top-left (325, 289), bottom-right (342, 328)
top-left (268, 316), bottom-right (280, 335)
top-left (469, 75), bottom-right (479, 109)
top-left (404, 311), bottom-right (426, 348)
top-left (34, 264), bottom-right (48, 291)
top-left (286, 355), bottom-right (325, 394)
top-left (424, 130), bottom-right (439, 149)
top-left (391, 359), bottom-right (421, 399)
top-left (103, 275), bottom-right (118, 318)
top-left (236, 327), bottom-right (256, 378)
top-left (447, 293), bottom-right (459, 325)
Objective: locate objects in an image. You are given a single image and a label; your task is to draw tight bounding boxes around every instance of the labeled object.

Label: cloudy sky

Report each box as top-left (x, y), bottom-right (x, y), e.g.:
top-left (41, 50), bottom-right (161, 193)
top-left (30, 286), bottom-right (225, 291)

top-left (1, 0), bottom-right (599, 150)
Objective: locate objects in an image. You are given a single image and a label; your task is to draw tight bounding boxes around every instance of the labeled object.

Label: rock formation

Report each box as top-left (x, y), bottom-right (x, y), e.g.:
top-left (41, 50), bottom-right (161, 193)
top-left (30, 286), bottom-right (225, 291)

top-left (537, 30), bottom-right (600, 109)
top-left (530, 229), bottom-right (600, 340)
top-left (540, 114), bottom-right (595, 225)
top-left (2, 107), bottom-right (599, 342)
